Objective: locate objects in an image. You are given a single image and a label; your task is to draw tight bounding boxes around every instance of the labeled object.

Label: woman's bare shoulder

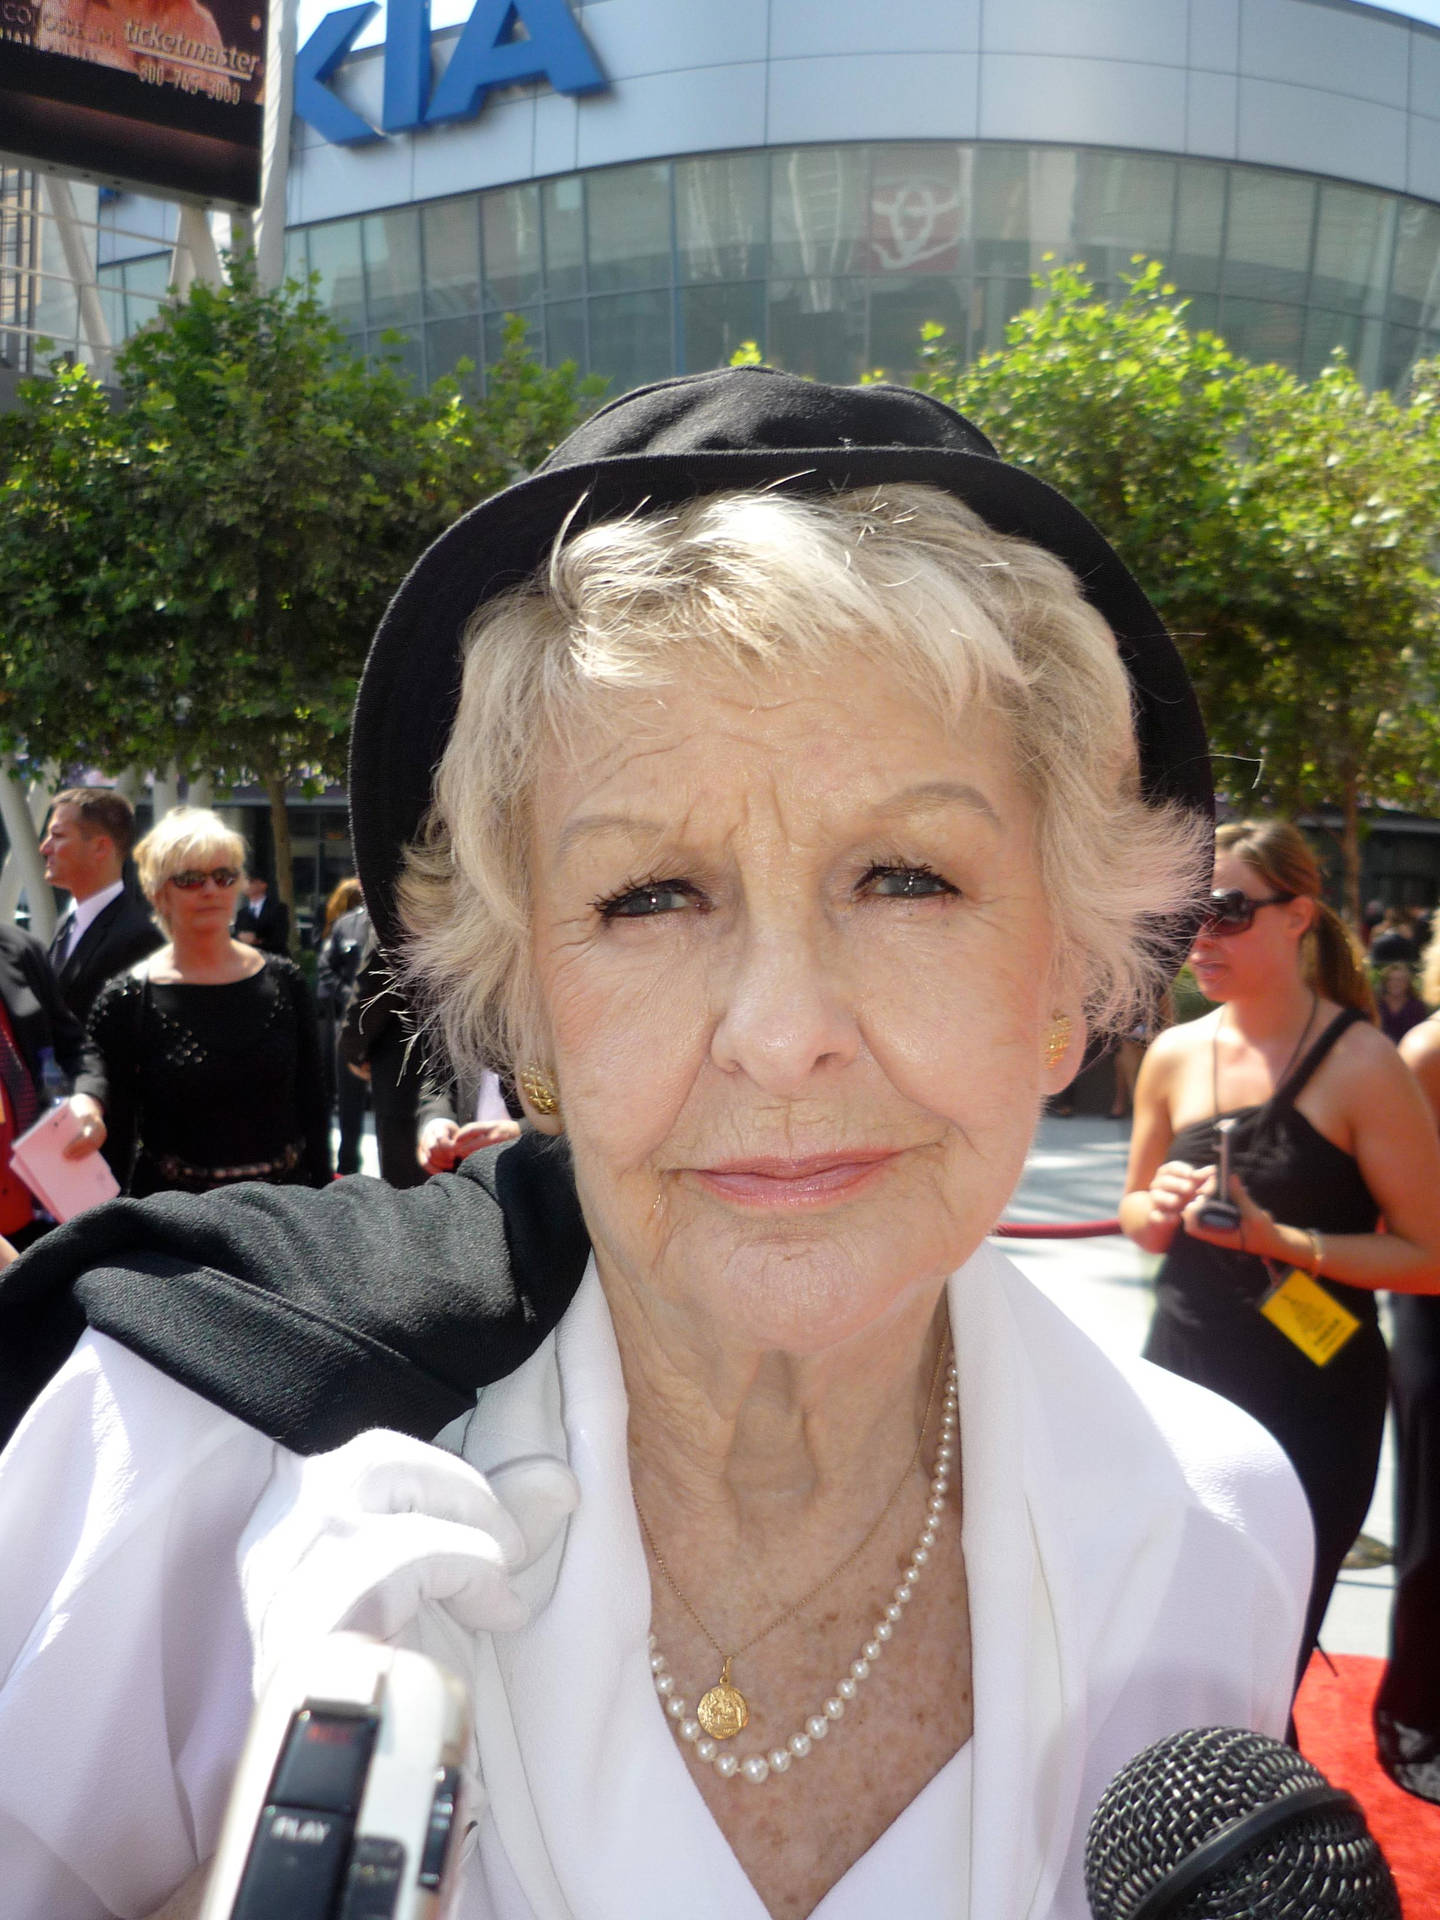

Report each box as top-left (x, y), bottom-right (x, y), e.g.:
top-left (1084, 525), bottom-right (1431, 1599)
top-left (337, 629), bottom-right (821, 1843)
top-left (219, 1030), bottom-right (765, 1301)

top-left (1400, 1013), bottom-right (1440, 1072)
top-left (1143, 1010), bottom-right (1217, 1074)
top-left (1330, 1005), bottom-right (1410, 1075)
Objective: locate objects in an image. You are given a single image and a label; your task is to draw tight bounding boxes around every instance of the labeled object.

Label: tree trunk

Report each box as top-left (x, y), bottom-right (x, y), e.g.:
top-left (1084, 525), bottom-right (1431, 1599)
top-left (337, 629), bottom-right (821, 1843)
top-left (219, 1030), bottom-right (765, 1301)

top-left (0, 760), bottom-right (59, 930)
top-left (260, 766), bottom-right (297, 954)
top-left (152, 762), bottom-right (182, 820)
top-left (0, 756), bottom-right (57, 940)
top-left (1340, 770), bottom-right (1363, 934)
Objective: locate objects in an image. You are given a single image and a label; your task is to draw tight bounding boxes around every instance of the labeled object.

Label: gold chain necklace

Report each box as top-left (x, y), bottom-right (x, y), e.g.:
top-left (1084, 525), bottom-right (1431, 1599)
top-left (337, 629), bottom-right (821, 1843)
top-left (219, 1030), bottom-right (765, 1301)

top-left (634, 1335), bottom-right (950, 1742)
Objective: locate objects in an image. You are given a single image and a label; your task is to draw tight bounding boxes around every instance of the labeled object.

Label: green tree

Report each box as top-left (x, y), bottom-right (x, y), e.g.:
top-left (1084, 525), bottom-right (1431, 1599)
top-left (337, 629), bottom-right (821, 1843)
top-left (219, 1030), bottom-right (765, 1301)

top-left (0, 363), bottom-right (144, 774)
top-left (0, 269), bottom-right (605, 932)
top-left (913, 260), bottom-right (1440, 922)
top-left (1213, 358), bottom-right (1440, 922)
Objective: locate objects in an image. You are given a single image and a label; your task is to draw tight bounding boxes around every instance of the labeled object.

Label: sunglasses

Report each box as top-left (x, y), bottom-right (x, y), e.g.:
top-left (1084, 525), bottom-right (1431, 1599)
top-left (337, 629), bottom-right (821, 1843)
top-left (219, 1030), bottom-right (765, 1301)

top-left (1199, 887), bottom-right (1297, 935)
top-left (168, 867), bottom-right (241, 891)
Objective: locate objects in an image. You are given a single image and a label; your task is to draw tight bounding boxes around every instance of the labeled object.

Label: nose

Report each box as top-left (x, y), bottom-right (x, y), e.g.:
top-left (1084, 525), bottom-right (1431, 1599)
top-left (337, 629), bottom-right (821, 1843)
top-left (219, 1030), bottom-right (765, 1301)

top-left (709, 915), bottom-right (861, 1093)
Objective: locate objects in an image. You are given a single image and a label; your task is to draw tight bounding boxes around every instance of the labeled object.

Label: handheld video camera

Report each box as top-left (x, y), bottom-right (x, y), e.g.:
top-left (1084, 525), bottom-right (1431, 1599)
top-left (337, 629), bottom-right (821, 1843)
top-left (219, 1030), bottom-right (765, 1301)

top-left (1195, 1116), bottom-right (1244, 1233)
top-left (199, 1635), bottom-right (471, 1920)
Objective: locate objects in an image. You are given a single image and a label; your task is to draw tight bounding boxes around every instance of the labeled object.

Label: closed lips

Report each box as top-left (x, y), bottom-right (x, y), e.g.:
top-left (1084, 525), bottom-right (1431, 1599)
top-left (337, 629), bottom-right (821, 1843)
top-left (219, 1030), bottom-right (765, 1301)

top-left (691, 1151), bottom-right (900, 1205)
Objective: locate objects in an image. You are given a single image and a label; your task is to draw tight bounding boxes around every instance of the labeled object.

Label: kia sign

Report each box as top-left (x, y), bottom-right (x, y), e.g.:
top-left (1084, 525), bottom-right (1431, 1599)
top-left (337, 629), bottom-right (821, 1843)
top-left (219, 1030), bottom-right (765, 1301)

top-left (0, 0), bottom-right (266, 205)
top-left (296, 0), bottom-right (605, 144)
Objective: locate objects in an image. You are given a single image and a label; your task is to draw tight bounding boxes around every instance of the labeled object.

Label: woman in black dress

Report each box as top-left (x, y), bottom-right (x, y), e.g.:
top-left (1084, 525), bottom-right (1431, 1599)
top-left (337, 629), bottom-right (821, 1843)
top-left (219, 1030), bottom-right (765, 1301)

top-left (1121, 819), bottom-right (1440, 1671)
top-left (77, 808), bottom-right (331, 1198)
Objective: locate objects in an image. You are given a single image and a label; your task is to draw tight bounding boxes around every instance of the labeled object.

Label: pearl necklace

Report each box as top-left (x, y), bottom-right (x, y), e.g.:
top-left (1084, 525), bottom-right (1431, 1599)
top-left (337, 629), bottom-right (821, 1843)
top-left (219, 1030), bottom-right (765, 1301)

top-left (647, 1356), bottom-right (958, 1786)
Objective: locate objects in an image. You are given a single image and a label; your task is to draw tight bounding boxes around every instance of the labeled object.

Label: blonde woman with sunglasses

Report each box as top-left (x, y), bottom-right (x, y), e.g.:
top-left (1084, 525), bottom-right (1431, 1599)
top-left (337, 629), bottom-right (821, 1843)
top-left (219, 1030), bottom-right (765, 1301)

top-left (1122, 818), bottom-right (1440, 1677)
top-left (72, 807), bottom-right (332, 1198)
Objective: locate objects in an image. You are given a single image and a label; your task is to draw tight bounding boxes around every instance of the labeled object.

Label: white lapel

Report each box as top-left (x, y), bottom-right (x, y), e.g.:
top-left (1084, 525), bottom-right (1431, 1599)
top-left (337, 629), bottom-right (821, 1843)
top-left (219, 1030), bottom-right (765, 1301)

top-left (460, 1265), bottom-right (767, 1920)
top-left (452, 1244), bottom-right (1197, 1920)
top-left (962, 1242), bottom-right (1196, 1919)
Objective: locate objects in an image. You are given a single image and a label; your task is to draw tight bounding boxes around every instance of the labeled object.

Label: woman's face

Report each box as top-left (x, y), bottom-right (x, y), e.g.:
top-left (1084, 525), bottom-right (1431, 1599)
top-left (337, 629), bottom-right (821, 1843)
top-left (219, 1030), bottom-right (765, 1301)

top-left (1383, 964), bottom-right (1412, 1003)
top-left (525, 655), bottom-right (1081, 1358)
top-left (159, 857), bottom-right (240, 936)
top-left (1188, 848), bottom-right (1313, 1002)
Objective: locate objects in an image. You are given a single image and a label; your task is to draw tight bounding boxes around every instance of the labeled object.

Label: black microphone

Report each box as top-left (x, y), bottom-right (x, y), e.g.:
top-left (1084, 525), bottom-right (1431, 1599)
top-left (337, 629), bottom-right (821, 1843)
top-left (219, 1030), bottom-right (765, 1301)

top-left (1084, 1726), bottom-right (1401, 1920)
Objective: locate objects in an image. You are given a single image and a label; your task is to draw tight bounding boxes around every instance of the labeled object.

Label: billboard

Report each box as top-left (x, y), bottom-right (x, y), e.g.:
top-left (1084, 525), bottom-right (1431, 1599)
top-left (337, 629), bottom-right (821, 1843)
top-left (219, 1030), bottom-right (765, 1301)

top-left (0, 0), bottom-right (267, 207)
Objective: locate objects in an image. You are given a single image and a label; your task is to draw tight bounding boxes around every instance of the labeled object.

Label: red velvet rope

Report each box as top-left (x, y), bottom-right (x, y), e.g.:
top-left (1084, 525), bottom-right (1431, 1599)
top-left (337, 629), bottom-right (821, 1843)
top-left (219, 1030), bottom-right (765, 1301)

top-left (992, 1219), bottom-right (1123, 1239)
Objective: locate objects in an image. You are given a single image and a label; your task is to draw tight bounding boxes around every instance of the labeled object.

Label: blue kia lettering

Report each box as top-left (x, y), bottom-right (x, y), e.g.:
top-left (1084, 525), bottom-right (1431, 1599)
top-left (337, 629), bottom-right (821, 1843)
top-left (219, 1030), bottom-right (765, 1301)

top-left (295, 0), bottom-right (607, 144)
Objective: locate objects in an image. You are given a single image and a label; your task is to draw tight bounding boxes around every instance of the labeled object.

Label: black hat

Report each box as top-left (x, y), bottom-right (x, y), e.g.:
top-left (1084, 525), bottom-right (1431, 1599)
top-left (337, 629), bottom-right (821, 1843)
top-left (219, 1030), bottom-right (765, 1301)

top-left (351, 365), bottom-right (1212, 955)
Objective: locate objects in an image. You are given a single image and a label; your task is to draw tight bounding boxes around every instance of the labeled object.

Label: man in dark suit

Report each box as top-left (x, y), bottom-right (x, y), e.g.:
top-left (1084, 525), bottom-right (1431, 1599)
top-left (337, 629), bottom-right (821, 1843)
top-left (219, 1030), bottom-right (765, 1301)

top-left (234, 875), bottom-right (290, 954)
top-left (40, 790), bottom-right (162, 1025)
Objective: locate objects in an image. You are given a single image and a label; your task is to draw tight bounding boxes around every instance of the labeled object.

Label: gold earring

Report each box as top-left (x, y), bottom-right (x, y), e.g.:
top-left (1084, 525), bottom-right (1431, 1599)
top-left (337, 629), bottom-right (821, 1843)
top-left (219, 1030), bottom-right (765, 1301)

top-left (519, 1064), bottom-right (560, 1117)
top-left (1043, 1014), bottom-right (1073, 1070)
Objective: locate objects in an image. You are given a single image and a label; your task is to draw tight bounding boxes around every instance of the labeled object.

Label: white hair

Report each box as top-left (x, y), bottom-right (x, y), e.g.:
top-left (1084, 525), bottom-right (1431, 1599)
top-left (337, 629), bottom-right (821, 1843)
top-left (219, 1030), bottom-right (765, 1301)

top-left (399, 483), bottom-right (1209, 1078)
top-left (134, 806), bottom-right (247, 930)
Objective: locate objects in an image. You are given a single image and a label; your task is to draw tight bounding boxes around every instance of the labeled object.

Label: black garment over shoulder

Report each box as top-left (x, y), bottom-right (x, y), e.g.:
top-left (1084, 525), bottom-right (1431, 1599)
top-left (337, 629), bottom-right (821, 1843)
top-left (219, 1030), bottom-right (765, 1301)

top-left (80, 957), bottom-right (332, 1195)
top-left (0, 1133), bottom-right (590, 1454)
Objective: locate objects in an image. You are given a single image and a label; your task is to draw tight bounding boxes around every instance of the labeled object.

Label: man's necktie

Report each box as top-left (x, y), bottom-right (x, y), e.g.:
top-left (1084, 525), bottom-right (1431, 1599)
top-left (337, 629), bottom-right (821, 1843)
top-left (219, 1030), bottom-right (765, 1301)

top-left (48, 914), bottom-right (75, 970)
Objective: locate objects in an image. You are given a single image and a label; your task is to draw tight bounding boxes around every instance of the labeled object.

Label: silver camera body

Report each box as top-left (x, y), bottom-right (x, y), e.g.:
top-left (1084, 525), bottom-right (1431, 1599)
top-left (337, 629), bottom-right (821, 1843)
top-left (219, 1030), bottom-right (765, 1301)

top-left (199, 1634), bottom-right (471, 1920)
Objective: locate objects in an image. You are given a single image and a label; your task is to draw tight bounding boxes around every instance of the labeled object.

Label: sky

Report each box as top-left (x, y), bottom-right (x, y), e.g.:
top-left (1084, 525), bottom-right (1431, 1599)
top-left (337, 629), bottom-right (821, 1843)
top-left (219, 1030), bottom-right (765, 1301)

top-left (1365, 0), bottom-right (1440, 26)
top-left (295, 0), bottom-right (474, 49)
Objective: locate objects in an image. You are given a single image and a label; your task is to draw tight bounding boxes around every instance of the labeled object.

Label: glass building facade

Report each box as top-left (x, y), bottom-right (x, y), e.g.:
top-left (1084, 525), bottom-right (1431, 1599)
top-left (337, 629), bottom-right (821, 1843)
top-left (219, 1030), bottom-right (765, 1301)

top-left (283, 142), bottom-right (1440, 396)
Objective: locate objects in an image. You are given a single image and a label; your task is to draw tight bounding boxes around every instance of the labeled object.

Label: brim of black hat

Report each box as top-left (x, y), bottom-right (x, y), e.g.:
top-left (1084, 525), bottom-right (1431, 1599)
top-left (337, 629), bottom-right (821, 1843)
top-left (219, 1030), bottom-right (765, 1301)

top-left (350, 445), bottom-right (1213, 958)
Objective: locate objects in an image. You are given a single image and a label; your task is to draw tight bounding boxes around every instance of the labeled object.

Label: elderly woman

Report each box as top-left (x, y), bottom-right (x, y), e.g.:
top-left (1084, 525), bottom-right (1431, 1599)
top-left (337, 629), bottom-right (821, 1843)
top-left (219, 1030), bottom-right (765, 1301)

top-left (0, 372), bottom-right (1309, 1920)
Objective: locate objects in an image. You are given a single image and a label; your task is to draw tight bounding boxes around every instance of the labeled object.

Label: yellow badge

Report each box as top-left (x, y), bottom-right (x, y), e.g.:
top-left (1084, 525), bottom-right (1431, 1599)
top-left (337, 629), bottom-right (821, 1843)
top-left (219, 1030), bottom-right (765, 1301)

top-left (1259, 1268), bottom-right (1362, 1366)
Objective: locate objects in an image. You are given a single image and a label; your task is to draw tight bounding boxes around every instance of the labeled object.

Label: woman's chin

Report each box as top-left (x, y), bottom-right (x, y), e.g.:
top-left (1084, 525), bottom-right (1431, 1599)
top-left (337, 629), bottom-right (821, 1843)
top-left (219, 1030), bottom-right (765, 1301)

top-left (645, 1214), bottom-right (972, 1358)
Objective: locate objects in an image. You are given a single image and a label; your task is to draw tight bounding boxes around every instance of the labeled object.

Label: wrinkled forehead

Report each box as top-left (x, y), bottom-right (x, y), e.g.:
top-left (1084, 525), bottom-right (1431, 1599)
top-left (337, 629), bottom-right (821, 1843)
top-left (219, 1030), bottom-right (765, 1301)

top-left (529, 654), bottom-right (1026, 866)
top-left (542, 642), bottom-right (1017, 770)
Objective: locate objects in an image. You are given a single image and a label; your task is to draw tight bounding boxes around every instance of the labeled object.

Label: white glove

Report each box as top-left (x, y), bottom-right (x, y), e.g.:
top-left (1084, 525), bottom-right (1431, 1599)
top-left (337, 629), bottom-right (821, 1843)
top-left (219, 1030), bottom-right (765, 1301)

top-left (240, 1429), bottom-right (579, 1693)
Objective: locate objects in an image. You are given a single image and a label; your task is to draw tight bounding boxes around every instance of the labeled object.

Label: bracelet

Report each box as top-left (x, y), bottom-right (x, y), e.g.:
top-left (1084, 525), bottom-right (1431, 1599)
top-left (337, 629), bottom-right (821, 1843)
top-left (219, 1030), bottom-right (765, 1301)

top-left (1303, 1228), bottom-right (1324, 1276)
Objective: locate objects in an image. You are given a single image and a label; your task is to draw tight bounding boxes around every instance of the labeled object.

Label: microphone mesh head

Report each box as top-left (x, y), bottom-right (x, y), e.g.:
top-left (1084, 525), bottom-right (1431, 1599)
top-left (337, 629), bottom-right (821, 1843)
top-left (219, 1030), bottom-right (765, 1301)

top-left (1084, 1727), bottom-right (1401, 1920)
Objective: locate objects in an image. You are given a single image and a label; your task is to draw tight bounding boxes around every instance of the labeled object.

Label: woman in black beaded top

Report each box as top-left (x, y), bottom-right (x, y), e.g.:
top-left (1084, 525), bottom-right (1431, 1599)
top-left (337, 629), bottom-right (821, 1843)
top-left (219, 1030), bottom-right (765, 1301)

top-left (74, 808), bottom-right (331, 1197)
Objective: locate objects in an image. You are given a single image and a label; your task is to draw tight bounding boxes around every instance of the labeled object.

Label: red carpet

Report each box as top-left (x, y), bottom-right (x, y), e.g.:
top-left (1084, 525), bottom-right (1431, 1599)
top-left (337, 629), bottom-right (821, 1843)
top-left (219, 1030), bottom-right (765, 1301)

top-left (1294, 1651), bottom-right (1440, 1913)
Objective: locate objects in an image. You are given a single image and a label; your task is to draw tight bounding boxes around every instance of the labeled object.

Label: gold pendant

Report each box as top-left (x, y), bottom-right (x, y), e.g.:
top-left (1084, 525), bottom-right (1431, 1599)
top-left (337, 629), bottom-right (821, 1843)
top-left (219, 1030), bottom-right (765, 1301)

top-left (696, 1656), bottom-right (749, 1740)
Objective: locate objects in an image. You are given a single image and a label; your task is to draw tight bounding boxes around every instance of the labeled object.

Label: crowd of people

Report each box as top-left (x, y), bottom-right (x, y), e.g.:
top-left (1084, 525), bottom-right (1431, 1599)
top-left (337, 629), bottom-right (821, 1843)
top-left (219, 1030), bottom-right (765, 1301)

top-left (0, 784), bottom-right (526, 1255)
top-left (0, 366), bottom-right (1434, 1916)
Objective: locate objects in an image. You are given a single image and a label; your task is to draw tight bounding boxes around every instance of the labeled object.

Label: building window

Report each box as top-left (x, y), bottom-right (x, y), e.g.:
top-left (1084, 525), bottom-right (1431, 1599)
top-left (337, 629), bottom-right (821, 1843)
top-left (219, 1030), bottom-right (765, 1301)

top-left (363, 208), bottom-right (423, 330)
top-left (291, 143), bottom-right (1440, 401)
top-left (676, 153), bottom-right (768, 284)
top-left (421, 199), bottom-right (480, 318)
top-left (482, 185), bottom-right (543, 311)
top-left (308, 218), bottom-right (366, 334)
top-left (586, 162), bottom-right (672, 294)
top-left (542, 176), bottom-right (586, 299)
top-left (587, 288), bottom-right (674, 389)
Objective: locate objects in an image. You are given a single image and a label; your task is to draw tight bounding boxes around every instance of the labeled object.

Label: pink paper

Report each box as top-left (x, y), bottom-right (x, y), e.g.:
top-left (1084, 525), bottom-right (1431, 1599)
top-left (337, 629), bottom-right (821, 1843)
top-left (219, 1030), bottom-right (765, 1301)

top-left (10, 1102), bottom-right (119, 1222)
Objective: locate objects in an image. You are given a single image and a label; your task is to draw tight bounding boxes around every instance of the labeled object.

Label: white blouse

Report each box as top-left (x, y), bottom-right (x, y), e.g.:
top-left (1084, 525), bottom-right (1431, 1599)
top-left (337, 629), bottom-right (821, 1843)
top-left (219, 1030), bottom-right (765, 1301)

top-left (0, 1242), bottom-right (1311, 1920)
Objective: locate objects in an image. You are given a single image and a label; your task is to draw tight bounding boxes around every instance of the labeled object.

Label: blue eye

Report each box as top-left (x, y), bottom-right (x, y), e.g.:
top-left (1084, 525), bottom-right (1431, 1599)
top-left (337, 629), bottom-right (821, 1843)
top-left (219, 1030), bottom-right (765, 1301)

top-left (597, 881), bottom-right (698, 919)
top-left (862, 865), bottom-right (957, 899)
